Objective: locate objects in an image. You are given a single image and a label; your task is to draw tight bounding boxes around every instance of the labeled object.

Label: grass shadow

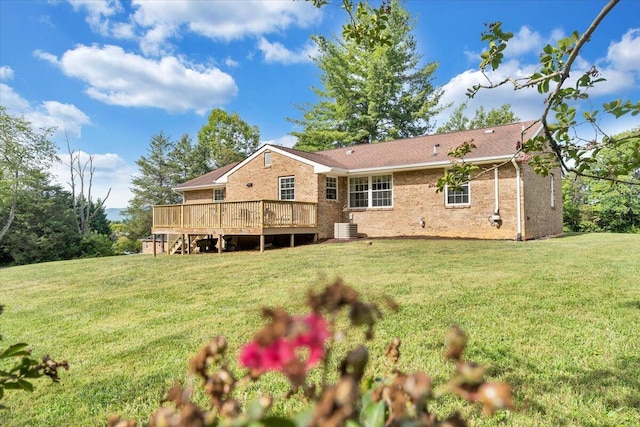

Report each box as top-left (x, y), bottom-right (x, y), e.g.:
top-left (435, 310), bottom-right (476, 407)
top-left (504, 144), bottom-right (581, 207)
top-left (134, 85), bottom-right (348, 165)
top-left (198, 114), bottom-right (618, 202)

top-left (555, 355), bottom-right (640, 416)
top-left (621, 300), bottom-right (640, 310)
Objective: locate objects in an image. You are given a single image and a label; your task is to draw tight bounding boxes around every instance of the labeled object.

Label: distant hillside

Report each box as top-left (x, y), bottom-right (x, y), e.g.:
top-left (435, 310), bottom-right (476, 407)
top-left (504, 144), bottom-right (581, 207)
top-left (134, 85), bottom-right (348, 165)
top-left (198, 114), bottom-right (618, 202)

top-left (106, 208), bottom-right (126, 222)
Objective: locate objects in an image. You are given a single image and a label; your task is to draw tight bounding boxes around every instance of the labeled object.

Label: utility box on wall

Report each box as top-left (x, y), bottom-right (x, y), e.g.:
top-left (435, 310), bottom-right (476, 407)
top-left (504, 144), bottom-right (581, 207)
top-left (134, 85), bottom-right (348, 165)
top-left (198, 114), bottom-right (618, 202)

top-left (334, 223), bottom-right (358, 239)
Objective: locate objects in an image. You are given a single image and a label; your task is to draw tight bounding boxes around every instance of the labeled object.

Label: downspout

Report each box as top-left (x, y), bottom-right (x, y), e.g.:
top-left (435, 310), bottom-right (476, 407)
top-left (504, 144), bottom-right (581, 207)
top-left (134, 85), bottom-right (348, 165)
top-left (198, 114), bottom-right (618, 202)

top-left (511, 158), bottom-right (522, 241)
top-left (494, 166), bottom-right (500, 215)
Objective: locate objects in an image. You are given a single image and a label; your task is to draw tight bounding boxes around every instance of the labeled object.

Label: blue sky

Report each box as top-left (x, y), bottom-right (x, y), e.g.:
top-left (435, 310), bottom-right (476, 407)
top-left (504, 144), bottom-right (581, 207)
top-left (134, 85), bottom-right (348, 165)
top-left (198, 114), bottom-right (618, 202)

top-left (1, 0), bottom-right (639, 208)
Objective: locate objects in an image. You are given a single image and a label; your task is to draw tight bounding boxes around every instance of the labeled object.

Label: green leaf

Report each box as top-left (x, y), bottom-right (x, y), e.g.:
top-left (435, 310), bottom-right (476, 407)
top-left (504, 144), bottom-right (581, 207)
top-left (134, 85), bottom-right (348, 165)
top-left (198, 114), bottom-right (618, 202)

top-left (246, 399), bottom-right (268, 421)
top-left (292, 409), bottom-right (314, 427)
top-left (261, 417), bottom-right (297, 427)
top-left (360, 399), bottom-right (386, 427)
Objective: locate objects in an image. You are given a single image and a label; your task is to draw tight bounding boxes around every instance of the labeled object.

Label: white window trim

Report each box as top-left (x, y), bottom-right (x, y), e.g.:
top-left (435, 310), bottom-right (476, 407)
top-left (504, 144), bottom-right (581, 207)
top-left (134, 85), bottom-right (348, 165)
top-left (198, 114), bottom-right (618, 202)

top-left (279, 176), bottom-right (295, 200)
top-left (348, 174), bottom-right (393, 209)
top-left (326, 176), bottom-right (338, 201)
top-left (444, 172), bottom-right (471, 207)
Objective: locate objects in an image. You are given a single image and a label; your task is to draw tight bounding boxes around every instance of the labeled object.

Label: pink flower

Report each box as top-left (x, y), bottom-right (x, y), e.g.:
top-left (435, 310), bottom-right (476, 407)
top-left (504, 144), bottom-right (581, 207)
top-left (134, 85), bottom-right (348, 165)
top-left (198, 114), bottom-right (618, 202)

top-left (239, 313), bottom-right (330, 374)
top-left (293, 313), bottom-right (330, 367)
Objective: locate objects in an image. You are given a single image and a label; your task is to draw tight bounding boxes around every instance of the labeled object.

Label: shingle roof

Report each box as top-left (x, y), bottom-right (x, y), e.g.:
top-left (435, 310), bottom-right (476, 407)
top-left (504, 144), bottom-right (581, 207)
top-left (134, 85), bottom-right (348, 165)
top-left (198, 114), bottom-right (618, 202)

top-left (279, 120), bottom-right (539, 170)
top-left (174, 121), bottom-right (540, 189)
top-left (174, 161), bottom-right (239, 190)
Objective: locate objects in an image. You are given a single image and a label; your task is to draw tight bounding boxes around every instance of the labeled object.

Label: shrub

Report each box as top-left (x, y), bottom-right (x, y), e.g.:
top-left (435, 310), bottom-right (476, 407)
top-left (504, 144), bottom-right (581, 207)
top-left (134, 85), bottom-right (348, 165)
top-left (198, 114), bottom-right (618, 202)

top-left (109, 279), bottom-right (513, 427)
top-left (79, 232), bottom-right (114, 258)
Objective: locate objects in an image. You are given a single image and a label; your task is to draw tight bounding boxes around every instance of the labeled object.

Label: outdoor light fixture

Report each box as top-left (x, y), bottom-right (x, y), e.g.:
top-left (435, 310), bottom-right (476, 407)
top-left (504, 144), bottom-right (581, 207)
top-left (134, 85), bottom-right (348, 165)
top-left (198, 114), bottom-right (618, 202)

top-left (246, 182), bottom-right (253, 187)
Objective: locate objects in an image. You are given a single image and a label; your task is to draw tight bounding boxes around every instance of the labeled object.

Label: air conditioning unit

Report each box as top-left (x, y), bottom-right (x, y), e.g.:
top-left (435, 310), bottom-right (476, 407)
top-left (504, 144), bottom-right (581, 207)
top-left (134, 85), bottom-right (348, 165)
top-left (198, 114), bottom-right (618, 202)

top-left (334, 223), bottom-right (358, 239)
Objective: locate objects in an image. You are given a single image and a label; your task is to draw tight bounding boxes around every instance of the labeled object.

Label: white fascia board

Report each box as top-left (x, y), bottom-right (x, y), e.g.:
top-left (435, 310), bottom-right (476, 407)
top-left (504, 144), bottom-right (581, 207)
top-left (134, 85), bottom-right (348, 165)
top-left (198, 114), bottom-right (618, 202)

top-left (345, 155), bottom-right (515, 175)
top-left (172, 183), bottom-right (226, 192)
top-left (314, 165), bottom-right (349, 175)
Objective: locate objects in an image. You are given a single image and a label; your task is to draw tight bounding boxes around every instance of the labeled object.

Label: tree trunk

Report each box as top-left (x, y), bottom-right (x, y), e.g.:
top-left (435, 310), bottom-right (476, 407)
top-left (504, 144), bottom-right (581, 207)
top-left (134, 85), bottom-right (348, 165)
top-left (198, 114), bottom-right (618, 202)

top-left (0, 199), bottom-right (17, 243)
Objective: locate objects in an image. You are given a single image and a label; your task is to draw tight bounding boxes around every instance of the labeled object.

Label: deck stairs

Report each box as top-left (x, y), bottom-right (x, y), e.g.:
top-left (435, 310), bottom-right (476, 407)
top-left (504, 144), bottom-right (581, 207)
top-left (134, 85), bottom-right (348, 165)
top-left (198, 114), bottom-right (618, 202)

top-left (169, 234), bottom-right (209, 254)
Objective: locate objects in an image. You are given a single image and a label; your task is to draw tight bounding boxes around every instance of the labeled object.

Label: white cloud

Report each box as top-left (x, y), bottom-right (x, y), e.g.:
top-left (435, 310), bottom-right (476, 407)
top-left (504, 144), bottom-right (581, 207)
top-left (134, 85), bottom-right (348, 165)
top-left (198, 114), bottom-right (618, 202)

top-left (0, 83), bottom-right (90, 137)
top-left (225, 57), bottom-right (240, 68)
top-left (505, 26), bottom-right (543, 57)
top-left (262, 135), bottom-right (297, 148)
top-left (65, 0), bottom-right (322, 57)
top-left (51, 150), bottom-right (135, 208)
top-left (464, 25), bottom-right (546, 63)
top-left (0, 66), bottom-right (14, 80)
top-left (606, 28), bottom-right (640, 72)
top-left (0, 83), bottom-right (31, 111)
top-left (37, 44), bottom-right (238, 114)
top-left (435, 60), bottom-right (543, 128)
top-left (28, 101), bottom-right (91, 137)
top-left (258, 37), bottom-right (318, 64)
top-left (67, 0), bottom-right (124, 36)
top-left (139, 22), bottom-right (178, 56)
top-left (133, 1), bottom-right (320, 39)
top-left (439, 25), bottom-right (640, 130)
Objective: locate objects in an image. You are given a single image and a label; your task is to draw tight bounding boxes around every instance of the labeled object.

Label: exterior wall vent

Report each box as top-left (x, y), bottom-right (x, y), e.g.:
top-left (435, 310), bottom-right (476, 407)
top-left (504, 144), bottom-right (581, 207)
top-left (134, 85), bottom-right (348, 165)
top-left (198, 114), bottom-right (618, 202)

top-left (485, 129), bottom-right (495, 134)
top-left (346, 149), bottom-right (354, 155)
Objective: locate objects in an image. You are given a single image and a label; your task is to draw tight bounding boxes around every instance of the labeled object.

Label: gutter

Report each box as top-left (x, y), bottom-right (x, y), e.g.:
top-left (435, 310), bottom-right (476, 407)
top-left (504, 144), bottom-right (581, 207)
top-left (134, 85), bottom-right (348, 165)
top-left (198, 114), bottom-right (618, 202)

top-left (343, 155), bottom-right (516, 176)
top-left (511, 158), bottom-right (522, 241)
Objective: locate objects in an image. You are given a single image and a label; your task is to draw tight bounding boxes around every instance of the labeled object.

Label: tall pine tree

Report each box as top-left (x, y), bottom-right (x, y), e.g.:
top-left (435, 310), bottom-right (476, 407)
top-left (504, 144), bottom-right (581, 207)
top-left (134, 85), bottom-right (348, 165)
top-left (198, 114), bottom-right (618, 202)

top-left (291, 0), bottom-right (443, 151)
top-left (123, 131), bottom-right (182, 239)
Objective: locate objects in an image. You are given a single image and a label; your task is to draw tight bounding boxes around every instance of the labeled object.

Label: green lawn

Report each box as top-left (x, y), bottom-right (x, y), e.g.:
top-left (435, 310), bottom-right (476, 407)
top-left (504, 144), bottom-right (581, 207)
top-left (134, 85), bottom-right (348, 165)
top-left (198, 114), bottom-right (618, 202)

top-left (1, 233), bottom-right (639, 426)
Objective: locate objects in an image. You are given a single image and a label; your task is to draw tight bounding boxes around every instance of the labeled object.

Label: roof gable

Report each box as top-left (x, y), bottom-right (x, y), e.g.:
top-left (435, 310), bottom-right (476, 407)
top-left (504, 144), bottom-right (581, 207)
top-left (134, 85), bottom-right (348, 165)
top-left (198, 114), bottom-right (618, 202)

top-left (173, 161), bottom-right (239, 191)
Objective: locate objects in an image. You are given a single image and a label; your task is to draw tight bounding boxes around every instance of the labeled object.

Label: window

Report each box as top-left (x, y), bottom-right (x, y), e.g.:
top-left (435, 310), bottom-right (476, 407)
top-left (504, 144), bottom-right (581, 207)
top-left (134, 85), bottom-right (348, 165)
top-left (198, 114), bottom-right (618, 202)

top-left (348, 175), bottom-right (393, 208)
top-left (349, 177), bottom-right (369, 208)
top-left (372, 175), bottom-right (392, 207)
top-left (444, 173), bottom-right (470, 206)
top-left (214, 188), bottom-right (225, 202)
top-left (264, 152), bottom-right (272, 167)
top-left (326, 176), bottom-right (337, 200)
top-left (279, 176), bottom-right (295, 200)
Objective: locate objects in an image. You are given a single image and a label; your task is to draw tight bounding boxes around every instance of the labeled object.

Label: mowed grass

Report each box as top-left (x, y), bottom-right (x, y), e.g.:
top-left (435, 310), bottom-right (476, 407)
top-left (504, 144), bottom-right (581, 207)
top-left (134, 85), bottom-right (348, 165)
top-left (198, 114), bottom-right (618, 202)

top-left (1, 233), bottom-right (639, 426)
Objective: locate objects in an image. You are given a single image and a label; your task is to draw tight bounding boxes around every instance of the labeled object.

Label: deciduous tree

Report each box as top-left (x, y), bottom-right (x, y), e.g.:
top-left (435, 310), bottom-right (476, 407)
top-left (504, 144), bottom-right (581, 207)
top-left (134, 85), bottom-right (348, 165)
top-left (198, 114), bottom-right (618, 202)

top-left (66, 139), bottom-right (111, 236)
top-left (437, 103), bottom-right (519, 134)
top-left (563, 128), bottom-right (640, 233)
top-left (0, 107), bottom-right (57, 242)
top-left (466, 2), bottom-right (639, 185)
top-left (196, 109), bottom-right (260, 168)
top-left (292, 0), bottom-right (443, 151)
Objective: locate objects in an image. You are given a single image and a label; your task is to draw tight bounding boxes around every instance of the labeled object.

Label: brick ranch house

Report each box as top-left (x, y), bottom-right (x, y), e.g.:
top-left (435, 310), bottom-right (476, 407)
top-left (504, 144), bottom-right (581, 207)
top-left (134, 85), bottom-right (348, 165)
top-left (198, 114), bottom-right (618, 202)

top-left (151, 121), bottom-right (563, 254)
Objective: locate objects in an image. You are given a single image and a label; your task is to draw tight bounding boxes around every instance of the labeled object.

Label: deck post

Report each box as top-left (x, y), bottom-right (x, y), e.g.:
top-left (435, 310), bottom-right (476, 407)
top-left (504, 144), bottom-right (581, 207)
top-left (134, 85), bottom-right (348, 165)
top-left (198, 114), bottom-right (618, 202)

top-left (218, 234), bottom-right (223, 254)
top-left (187, 235), bottom-right (191, 255)
top-left (290, 234), bottom-right (295, 248)
top-left (259, 200), bottom-right (264, 227)
top-left (260, 235), bottom-right (265, 253)
top-left (182, 234), bottom-right (186, 256)
top-left (153, 234), bottom-right (157, 257)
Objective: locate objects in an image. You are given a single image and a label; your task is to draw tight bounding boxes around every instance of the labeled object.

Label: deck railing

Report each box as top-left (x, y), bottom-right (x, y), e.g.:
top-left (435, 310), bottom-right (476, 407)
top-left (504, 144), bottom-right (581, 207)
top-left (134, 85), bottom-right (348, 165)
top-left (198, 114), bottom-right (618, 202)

top-left (153, 200), bottom-right (317, 231)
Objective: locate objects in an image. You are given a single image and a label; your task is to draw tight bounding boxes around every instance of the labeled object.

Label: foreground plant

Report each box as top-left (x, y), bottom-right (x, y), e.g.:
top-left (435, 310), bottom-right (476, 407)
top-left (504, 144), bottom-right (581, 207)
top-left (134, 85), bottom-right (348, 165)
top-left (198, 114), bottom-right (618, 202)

top-left (0, 305), bottom-right (68, 409)
top-left (109, 279), bottom-right (513, 427)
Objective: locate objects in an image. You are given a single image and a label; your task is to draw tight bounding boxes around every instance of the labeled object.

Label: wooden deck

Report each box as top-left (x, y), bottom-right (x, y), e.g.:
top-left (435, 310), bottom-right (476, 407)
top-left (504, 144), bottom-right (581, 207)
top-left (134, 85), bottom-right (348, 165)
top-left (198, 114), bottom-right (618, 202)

top-left (152, 200), bottom-right (317, 253)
